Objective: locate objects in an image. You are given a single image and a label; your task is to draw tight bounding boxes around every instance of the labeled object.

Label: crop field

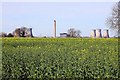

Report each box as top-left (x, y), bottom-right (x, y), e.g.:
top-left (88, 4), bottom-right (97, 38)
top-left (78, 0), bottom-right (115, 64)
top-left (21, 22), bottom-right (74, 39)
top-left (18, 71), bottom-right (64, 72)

top-left (1, 38), bottom-right (119, 79)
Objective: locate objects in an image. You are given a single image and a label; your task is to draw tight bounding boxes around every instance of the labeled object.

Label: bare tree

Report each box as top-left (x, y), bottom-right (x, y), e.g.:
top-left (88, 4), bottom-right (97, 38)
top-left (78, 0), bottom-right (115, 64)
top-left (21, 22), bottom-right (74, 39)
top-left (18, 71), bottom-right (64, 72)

top-left (68, 28), bottom-right (76, 37)
top-left (106, 1), bottom-right (120, 37)
top-left (67, 28), bottom-right (81, 37)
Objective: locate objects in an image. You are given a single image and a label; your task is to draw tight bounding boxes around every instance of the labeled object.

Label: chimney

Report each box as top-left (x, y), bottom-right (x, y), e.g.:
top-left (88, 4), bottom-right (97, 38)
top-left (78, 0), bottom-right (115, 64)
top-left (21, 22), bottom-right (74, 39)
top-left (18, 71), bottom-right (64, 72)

top-left (54, 20), bottom-right (56, 38)
top-left (90, 29), bottom-right (96, 38)
top-left (29, 28), bottom-right (33, 37)
top-left (96, 29), bottom-right (102, 38)
top-left (103, 29), bottom-right (109, 38)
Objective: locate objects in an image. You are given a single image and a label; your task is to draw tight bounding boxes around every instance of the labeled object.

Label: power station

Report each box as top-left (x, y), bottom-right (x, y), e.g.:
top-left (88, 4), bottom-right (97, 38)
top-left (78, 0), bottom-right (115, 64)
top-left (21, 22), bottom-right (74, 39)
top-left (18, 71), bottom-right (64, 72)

top-left (90, 29), bottom-right (109, 38)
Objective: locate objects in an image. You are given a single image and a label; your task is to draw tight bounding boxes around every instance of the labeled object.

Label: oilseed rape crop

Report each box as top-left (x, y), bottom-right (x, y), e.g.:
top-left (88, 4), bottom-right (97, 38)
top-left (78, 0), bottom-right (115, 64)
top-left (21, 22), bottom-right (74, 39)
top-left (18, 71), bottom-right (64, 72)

top-left (1, 38), bottom-right (119, 79)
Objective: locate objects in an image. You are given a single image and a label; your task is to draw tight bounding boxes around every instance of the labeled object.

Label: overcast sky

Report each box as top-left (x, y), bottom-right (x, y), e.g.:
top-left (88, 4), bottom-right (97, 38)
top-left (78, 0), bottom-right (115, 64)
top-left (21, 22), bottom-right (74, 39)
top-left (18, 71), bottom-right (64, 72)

top-left (1, 1), bottom-right (116, 37)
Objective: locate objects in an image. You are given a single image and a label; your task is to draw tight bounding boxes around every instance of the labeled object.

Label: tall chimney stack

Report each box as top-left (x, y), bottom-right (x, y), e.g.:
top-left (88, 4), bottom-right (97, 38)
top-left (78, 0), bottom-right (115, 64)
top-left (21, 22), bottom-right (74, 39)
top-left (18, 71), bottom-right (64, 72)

top-left (54, 20), bottom-right (56, 38)
top-left (103, 29), bottom-right (109, 38)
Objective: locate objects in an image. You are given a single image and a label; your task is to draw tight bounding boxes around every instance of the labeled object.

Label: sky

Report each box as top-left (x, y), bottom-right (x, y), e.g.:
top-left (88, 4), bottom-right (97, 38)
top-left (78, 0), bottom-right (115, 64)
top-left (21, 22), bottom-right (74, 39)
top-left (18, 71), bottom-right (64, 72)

top-left (1, 1), bottom-right (117, 37)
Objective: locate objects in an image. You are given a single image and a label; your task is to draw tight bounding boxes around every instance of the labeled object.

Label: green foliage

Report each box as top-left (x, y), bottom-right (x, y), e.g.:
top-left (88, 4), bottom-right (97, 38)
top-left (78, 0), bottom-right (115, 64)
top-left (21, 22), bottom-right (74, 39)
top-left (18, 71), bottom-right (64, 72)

top-left (1, 38), bottom-right (119, 79)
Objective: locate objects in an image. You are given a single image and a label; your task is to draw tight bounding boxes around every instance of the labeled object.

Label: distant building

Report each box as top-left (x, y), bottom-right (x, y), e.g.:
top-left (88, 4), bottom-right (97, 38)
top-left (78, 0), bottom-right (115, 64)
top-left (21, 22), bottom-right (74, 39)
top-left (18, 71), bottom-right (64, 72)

top-left (60, 33), bottom-right (69, 38)
top-left (96, 29), bottom-right (102, 38)
top-left (90, 29), bottom-right (96, 38)
top-left (24, 28), bottom-right (33, 37)
top-left (13, 28), bottom-right (21, 37)
top-left (90, 29), bottom-right (109, 38)
top-left (103, 29), bottom-right (109, 38)
top-left (13, 27), bottom-right (33, 37)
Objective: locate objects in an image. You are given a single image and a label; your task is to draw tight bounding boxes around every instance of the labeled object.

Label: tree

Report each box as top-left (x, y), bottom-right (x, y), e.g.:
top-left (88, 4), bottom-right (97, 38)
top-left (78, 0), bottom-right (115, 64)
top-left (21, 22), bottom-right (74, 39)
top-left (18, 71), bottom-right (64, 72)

top-left (68, 28), bottom-right (76, 37)
top-left (76, 30), bottom-right (81, 37)
top-left (106, 1), bottom-right (120, 37)
top-left (67, 28), bottom-right (81, 37)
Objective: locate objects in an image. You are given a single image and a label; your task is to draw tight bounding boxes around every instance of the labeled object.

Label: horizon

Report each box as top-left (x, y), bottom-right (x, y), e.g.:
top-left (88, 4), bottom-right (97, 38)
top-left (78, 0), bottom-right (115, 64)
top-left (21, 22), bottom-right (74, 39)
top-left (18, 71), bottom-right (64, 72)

top-left (2, 2), bottom-right (116, 37)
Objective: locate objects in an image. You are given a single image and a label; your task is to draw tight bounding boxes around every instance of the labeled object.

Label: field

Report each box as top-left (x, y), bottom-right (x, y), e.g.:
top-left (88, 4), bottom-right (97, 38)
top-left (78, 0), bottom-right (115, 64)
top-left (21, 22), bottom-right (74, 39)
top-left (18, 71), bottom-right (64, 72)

top-left (1, 38), bottom-right (119, 79)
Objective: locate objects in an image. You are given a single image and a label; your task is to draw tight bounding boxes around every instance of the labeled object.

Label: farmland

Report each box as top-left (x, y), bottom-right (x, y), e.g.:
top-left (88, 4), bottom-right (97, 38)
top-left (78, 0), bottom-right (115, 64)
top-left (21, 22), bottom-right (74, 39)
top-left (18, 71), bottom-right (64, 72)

top-left (1, 38), bottom-right (119, 79)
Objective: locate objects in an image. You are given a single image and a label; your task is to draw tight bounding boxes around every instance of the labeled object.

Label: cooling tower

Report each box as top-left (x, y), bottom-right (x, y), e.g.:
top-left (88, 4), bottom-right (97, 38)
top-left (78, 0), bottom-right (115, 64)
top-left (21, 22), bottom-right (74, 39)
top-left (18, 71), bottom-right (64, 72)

top-left (29, 28), bottom-right (33, 37)
top-left (25, 28), bottom-right (33, 37)
top-left (13, 28), bottom-right (21, 37)
top-left (103, 29), bottom-right (109, 38)
top-left (90, 29), bottom-right (96, 38)
top-left (96, 29), bottom-right (102, 38)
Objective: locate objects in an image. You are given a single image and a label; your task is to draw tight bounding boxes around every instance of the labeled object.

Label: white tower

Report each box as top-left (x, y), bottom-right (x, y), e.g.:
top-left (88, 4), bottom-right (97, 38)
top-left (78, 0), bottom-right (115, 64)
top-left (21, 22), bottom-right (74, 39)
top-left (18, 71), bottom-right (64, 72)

top-left (96, 29), bottom-right (102, 38)
top-left (90, 29), bottom-right (96, 38)
top-left (54, 20), bottom-right (56, 38)
top-left (103, 29), bottom-right (109, 38)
